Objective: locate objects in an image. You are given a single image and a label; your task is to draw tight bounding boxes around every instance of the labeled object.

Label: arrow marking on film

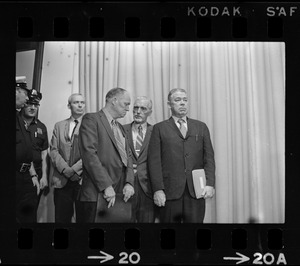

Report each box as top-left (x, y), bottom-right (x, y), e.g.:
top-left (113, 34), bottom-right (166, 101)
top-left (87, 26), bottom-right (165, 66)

top-left (87, 250), bottom-right (114, 263)
top-left (223, 252), bottom-right (250, 264)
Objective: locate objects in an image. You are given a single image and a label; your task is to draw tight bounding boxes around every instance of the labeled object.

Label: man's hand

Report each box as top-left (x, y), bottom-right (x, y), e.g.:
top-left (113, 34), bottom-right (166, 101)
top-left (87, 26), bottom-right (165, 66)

top-left (103, 186), bottom-right (116, 208)
top-left (153, 190), bottom-right (166, 207)
top-left (32, 176), bottom-right (40, 195)
top-left (201, 186), bottom-right (215, 199)
top-left (39, 176), bottom-right (48, 190)
top-left (123, 183), bottom-right (134, 202)
top-left (63, 167), bottom-right (75, 178)
top-left (70, 174), bottom-right (81, 182)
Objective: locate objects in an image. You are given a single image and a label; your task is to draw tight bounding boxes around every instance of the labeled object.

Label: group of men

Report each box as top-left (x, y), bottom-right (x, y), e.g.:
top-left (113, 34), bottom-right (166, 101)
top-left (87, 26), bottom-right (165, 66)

top-left (16, 77), bottom-right (216, 224)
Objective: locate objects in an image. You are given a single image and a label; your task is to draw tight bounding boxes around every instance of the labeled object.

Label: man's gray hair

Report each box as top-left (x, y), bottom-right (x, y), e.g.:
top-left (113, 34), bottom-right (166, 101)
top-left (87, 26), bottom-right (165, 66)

top-left (167, 88), bottom-right (187, 102)
top-left (135, 96), bottom-right (153, 110)
top-left (68, 93), bottom-right (85, 104)
top-left (105, 87), bottom-right (127, 103)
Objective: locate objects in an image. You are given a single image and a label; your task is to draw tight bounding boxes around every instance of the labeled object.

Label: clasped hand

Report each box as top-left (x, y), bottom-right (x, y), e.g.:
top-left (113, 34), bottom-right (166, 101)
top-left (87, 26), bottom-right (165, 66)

top-left (63, 167), bottom-right (81, 182)
top-left (63, 167), bottom-right (75, 178)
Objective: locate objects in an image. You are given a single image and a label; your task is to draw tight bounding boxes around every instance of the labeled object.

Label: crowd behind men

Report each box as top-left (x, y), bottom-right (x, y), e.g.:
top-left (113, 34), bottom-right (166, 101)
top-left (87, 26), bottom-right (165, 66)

top-left (16, 76), bottom-right (215, 223)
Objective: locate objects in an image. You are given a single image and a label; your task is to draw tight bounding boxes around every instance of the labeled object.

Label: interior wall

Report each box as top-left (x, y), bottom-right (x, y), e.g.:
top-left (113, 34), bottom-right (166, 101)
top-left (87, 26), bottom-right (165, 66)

top-left (37, 42), bottom-right (79, 222)
top-left (16, 50), bottom-right (35, 90)
top-left (39, 42), bottom-right (79, 139)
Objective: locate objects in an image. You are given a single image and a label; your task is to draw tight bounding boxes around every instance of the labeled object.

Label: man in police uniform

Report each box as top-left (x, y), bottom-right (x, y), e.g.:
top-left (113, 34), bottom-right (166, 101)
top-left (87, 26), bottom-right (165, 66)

top-left (20, 89), bottom-right (49, 210)
top-left (16, 77), bottom-right (40, 223)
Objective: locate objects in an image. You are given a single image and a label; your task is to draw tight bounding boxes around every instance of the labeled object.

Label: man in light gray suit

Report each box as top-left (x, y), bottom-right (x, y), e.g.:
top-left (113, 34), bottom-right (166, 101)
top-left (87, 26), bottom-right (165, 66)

top-left (50, 93), bottom-right (85, 223)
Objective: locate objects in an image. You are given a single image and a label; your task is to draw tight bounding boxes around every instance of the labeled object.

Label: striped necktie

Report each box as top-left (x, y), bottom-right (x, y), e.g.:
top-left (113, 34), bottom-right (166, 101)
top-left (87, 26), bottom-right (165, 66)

top-left (111, 120), bottom-right (128, 166)
top-left (178, 119), bottom-right (187, 138)
top-left (135, 125), bottom-right (143, 156)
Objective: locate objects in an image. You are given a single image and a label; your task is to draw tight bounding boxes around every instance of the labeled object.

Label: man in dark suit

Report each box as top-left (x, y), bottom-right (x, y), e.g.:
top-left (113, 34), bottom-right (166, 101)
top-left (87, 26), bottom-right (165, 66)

top-left (78, 88), bottom-right (135, 223)
top-left (50, 93), bottom-right (85, 223)
top-left (148, 88), bottom-right (216, 223)
top-left (123, 96), bottom-right (155, 223)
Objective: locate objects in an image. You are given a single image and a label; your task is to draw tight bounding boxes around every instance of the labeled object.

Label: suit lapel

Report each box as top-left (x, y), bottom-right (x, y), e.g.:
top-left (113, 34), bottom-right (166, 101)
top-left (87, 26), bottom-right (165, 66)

top-left (185, 117), bottom-right (193, 139)
top-left (139, 123), bottom-right (152, 155)
top-left (167, 117), bottom-right (185, 139)
top-left (98, 110), bottom-right (118, 149)
top-left (64, 118), bottom-right (71, 142)
top-left (118, 121), bottom-right (129, 152)
top-left (125, 123), bottom-right (136, 157)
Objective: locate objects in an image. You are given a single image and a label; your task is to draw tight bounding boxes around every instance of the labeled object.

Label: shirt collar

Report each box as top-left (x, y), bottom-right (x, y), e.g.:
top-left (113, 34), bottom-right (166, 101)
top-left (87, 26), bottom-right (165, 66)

top-left (102, 108), bottom-right (114, 126)
top-left (70, 115), bottom-right (83, 123)
top-left (172, 116), bottom-right (187, 124)
top-left (24, 117), bottom-right (37, 126)
top-left (133, 122), bottom-right (147, 132)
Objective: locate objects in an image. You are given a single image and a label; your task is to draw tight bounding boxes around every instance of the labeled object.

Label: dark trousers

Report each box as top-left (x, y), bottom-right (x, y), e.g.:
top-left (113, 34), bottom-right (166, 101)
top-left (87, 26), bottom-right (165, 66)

top-left (159, 184), bottom-right (205, 223)
top-left (36, 168), bottom-right (43, 209)
top-left (134, 180), bottom-right (155, 223)
top-left (16, 171), bottom-right (38, 223)
top-left (54, 181), bottom-right (82, 223)
top-left (78, 167), bottom-right (137, 223)
top-left (78, 197), bottom-right (137, 223)
top-left (76, 201), bottom-right (97, 223)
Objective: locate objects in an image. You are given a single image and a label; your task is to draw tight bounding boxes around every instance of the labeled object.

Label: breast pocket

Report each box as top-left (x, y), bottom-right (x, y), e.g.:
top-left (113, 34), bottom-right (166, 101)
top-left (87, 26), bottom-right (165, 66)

top-left (35, 135), bottom-right (45, 147)
top-left (188, 134), bottom-right (204, 151)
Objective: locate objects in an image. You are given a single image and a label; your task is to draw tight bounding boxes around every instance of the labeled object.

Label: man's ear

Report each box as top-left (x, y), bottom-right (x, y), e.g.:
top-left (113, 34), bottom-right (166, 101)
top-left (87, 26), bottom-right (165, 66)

top-left (167, 101), bottom-right (171, 109)
top-left (67, 103), bottom-right (71, 110)
top-left (112, 97), bottom-right (117, 105)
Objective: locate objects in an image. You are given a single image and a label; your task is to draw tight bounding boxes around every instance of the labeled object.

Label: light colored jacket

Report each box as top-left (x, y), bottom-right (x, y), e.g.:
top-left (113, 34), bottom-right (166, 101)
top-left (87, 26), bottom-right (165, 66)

top-left (50, 117), bottom-right (82, 188)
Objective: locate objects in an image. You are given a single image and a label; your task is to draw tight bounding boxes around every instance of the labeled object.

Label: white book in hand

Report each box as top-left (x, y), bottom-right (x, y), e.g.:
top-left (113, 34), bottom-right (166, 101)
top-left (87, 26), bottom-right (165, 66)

top-left (192, 169), bottom-right (206, 199)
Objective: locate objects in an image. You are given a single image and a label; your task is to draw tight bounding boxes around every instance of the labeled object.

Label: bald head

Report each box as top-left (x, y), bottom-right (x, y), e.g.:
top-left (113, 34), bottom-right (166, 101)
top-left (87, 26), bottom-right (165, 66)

top-left (105, 87), bottom-right (131, 119)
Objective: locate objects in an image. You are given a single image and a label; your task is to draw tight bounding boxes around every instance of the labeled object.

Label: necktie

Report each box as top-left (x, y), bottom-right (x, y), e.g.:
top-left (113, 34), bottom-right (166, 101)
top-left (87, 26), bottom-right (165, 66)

top-left (112, 120), bottom-right (128, 166)
top-left (178, 119), bottom-right (187, 138)
top-left (70, 119), bottom-right (78, 139)
top-left (135, 125), bottom-right (144, 156)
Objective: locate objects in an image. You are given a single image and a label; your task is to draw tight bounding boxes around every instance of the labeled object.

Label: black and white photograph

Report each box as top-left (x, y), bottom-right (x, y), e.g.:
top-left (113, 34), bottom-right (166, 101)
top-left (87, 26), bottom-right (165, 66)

top-left (16, 41), bottom-right (285, 224)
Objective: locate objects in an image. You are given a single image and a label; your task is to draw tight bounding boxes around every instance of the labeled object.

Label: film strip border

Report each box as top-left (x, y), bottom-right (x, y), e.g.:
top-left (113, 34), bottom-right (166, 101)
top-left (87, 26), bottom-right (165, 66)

top-left (12, 3), bottom-right (299, 40)
top-left (18, 16), bottom-right (284, 39)
top-left (6, 225), bottom-right (292, 264)
top-left (17, 227), bottom-right (283, 250)
top-left (2, 1), bottom-right (300, 264)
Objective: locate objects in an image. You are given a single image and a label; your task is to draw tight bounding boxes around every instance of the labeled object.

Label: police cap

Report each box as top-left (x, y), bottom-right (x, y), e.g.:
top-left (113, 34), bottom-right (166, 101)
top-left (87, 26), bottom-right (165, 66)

top-left (16, 76), bottom-right (30, 92)
top-left (27, 89), bottom-right (42, 105)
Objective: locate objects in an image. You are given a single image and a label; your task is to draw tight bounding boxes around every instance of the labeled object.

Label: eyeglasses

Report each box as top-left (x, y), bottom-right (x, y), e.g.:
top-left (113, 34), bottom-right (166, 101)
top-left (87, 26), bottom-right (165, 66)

top-left (133, 106), bottom-right (148, 112)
